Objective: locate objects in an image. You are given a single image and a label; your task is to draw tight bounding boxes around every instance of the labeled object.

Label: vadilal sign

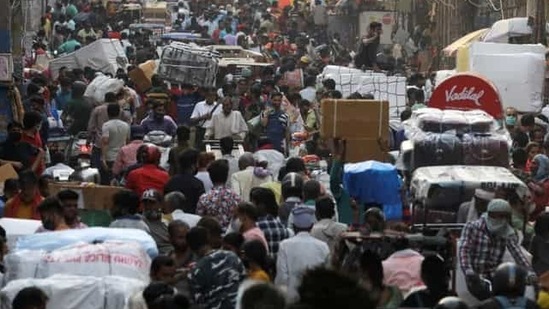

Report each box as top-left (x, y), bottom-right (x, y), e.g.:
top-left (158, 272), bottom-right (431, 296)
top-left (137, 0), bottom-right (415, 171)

top-left (429, 73), bottom-right (504, 120)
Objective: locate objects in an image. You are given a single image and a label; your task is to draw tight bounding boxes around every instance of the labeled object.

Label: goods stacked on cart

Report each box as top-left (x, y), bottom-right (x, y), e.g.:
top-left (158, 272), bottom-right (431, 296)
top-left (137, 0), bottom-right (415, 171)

top-left (402, 108), bottom-right (511, 171)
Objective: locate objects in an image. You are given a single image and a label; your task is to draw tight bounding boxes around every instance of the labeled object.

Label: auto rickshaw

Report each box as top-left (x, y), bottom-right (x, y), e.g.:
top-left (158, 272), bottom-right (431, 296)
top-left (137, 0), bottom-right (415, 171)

top-left (409, 165), bottom-right (530, 225)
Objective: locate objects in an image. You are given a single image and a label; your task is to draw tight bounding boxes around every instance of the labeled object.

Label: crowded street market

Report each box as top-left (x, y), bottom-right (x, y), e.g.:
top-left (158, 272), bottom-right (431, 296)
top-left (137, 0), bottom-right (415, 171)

top-left (0, 0), bottom-right (548, 308)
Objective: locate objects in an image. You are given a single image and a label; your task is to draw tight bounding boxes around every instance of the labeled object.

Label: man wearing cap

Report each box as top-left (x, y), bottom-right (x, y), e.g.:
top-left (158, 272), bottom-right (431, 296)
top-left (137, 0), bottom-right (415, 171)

top-left (275, 206), bottom-right (330, 301)
top-left (459, 199), bottom-right (534, 301)
top-left (112, 125), bottom-right (145, 177)
top-left (142, 189), bottom-right (173, 255)
top-left (457, 189), bottom-right (495, 223)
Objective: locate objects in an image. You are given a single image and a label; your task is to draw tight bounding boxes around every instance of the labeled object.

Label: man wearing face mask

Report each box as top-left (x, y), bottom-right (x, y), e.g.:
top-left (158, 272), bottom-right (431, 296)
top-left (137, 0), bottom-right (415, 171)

top-left (459, 199), bottom-right (534, 302)
top-left (141, 100), bottom-right (177, 137)
top-left (142, 189), bottom-right (173, 255)
top-left (505, 107), bottom-right (518, 132)
top-left (457, 189), bottom-right (495, 223)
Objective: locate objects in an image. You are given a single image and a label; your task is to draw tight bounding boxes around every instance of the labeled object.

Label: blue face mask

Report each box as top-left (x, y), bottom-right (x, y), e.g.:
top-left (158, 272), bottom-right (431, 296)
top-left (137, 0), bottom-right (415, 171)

top-left (505, 115), bottom-right (517, 126)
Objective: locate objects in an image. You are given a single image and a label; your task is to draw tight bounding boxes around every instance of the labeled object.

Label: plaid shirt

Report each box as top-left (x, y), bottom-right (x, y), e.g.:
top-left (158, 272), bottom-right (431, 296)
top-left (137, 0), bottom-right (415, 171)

top-left (257, 215), bottom-right (291, 259)
top-left (459, 218), bottom-right (531, 278)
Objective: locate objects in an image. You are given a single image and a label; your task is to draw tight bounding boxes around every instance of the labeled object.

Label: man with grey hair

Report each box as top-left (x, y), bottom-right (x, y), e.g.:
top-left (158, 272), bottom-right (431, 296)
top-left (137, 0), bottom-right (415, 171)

top-left (231, 152), bottom-right (273, 202)
top-left (164, 191), bottom-right (201, 228)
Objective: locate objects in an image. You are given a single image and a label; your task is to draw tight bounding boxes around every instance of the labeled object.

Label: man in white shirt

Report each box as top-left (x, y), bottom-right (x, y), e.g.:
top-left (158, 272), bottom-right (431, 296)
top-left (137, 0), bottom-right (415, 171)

top-left (163, 191), bottom-right (201, 228)
top-left (231, 153), bottom-right (272, 202)
top-left (299, 76), bottom-right (317, 104)
top-left (101, 103), bottom-right (130, 185)
top-left (275, 206), bottom-right (330, 301)
top-left (43, 152), bottom-right (74, 180)
top-left (190, 88), bottom-right (222, 149)
top-left (205, 97), bottom-right (248, 140)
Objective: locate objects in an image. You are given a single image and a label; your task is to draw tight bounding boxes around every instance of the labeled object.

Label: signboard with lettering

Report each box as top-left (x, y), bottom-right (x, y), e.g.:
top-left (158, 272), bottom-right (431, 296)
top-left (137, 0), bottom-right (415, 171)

top-left (428, 73), bottom-right (504, 119)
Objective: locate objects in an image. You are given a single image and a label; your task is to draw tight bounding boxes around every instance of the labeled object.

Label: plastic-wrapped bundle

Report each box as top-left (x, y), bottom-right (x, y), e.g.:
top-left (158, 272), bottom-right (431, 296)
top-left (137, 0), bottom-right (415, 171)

top-left (462, 133), bottom-right (509, 167)
top-left (464, 110), bottom-right (494, 133)
top-left (0, 275), bottom-right (146, 309)
top-left (158, 42), bottom-right (220, 88)
top-left (441, 111), bottom-right (468, 134)
top-left (412, 133), bottom-right (463, 169)
top-left (417, 112), bottom-right (442, 133)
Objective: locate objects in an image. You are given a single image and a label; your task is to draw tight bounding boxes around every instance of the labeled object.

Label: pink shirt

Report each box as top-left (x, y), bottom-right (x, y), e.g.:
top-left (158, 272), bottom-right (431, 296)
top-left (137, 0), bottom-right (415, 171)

top-left (112, 140), bottom-right (144, 176)
top-left (382, 249), bottom-right (425, 296)
top-left (243, 226), bottom-right (269, 252)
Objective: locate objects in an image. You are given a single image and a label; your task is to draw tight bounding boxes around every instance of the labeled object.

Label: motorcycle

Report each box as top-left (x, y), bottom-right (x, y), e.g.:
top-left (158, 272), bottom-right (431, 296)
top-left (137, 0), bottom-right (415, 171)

top-left (143, 130), bottom-right (173, 171)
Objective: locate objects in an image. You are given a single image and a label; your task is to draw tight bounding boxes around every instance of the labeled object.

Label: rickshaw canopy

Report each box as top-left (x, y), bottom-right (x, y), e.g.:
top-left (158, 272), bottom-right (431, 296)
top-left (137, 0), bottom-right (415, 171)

top-left (410, 165), bottom-right (529, 201)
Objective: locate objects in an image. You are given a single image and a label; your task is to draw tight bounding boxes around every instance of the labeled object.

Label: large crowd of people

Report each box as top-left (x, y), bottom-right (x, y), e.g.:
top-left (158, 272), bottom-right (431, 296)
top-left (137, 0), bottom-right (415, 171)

top-left (2, 0), bottom-right (549, 308)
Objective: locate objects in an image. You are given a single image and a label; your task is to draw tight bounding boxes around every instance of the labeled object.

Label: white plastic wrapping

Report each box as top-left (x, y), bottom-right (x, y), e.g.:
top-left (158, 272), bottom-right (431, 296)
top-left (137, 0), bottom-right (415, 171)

top-left (317, 65), bottom-right (407, 119)
top-left (49, 39), bottom-right (128, 80)
top-left (83, 74), bottom-right (125, 104)
top-left (14, 227), bottom-right (158, 258)
top-left (468, 42), bottom-right (546, 113)
top-left (158, 42), bottom-right (220, 88)
top-left (6, 241), bottom-right (151, 283)
top-left (0, 275), bottom-right (146, 309)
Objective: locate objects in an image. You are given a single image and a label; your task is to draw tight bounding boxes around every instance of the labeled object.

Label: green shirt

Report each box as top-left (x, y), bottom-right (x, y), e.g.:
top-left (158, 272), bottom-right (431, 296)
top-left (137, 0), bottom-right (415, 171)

top-left (58, 39), bottom-right (81, 54)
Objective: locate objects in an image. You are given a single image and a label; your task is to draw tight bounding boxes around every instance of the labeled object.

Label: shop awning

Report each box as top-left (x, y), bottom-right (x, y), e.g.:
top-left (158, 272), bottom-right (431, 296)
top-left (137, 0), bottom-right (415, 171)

top-left (442, 28), bottom-right (489, 57)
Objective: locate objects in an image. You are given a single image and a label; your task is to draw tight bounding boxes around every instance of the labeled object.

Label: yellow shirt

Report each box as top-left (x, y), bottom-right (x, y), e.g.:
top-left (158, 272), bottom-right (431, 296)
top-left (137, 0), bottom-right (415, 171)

top-left (260, 181), bottom-right (282, 205)
top-left (248, 269), bottom-right (270, 282)
top-left (5, 199), bottom-right (34, 219)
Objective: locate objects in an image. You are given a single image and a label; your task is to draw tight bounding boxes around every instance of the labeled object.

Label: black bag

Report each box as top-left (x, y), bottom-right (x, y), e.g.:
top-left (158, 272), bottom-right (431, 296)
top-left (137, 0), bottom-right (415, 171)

top-left (413, 133), bottom-right (463, 169)
top-left (462, 134), bottom-right (509, 167)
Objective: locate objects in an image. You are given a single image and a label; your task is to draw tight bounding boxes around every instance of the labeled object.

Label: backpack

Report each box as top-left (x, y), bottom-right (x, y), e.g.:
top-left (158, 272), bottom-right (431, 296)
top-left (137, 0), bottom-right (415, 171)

top-left (494, 296), bottom-right (527, 309)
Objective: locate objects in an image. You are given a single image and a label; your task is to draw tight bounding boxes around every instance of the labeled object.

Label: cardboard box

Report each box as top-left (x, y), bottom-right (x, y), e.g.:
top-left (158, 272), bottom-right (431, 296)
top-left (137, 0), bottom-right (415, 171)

top-left (320, 99), bottom-right (389, 163)
top-left (49, 182), bottom-right (123, 210)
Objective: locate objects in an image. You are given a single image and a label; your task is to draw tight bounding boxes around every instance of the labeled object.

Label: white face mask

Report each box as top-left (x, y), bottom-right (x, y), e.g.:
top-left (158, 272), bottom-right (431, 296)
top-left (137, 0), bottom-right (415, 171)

top-left (483, 214), bottom-right (512, 237)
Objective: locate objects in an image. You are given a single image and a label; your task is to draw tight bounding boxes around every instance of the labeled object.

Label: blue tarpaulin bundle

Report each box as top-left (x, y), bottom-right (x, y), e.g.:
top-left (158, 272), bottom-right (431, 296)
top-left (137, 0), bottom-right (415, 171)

top-left (343, 161), bottom-right (403, 220)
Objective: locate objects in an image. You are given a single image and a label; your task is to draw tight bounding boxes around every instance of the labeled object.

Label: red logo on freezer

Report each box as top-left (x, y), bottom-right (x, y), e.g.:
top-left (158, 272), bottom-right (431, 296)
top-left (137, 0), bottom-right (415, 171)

top-left (429, 73), bottom-right (503, 119)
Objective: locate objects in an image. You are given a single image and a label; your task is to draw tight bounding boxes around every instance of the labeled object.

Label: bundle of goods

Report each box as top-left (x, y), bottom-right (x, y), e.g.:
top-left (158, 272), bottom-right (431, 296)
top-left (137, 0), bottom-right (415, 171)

top-left (84, 73), bottom-right (125, 104)
top-left (5, 241), bottom-right (151, 283)
top-left (14, 227), bottom-right (158, 257)
top-left (403, 108), bottom-right (510, 169)
top-left (343, 161), bottom-right (403, 221)
top-left (49, 39), bottom-right (128, 80)
top-left (317, 65), bottom-right (407, 119)
top-left (0, 275), bottom-right (146, 309)
top-left (158, 42), bottom-right (220, 88)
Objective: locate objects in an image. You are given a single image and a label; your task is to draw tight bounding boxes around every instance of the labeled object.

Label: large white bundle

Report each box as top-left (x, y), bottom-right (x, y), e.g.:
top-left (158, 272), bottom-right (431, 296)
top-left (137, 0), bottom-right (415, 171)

top-left (0, 275), bottom-right (146, 309)
top-left (470, 52), bottom-right (544, 114)
top-left (49, 39), bottom-right (128, 80)
top-left (318, 65), bottom-right (407, 119)
top-left (83, 74), bottom-right (125, 104)
top-left (15, 227), bottom-right (158, 258)
top-left (355, 75), bottom-right (407, 119)
top-left (468, 42), bottom-right (546, 113)
top-left (4, 250), bottom-right (46, 282)
top-left (4, 241), bottom-right (151, 283)
top-left (0, 218), bottom-right (42, 249)
top-left (36, 241), bottom-right (151, 282)
top-left (158, 42), bottom-right (220, 88)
